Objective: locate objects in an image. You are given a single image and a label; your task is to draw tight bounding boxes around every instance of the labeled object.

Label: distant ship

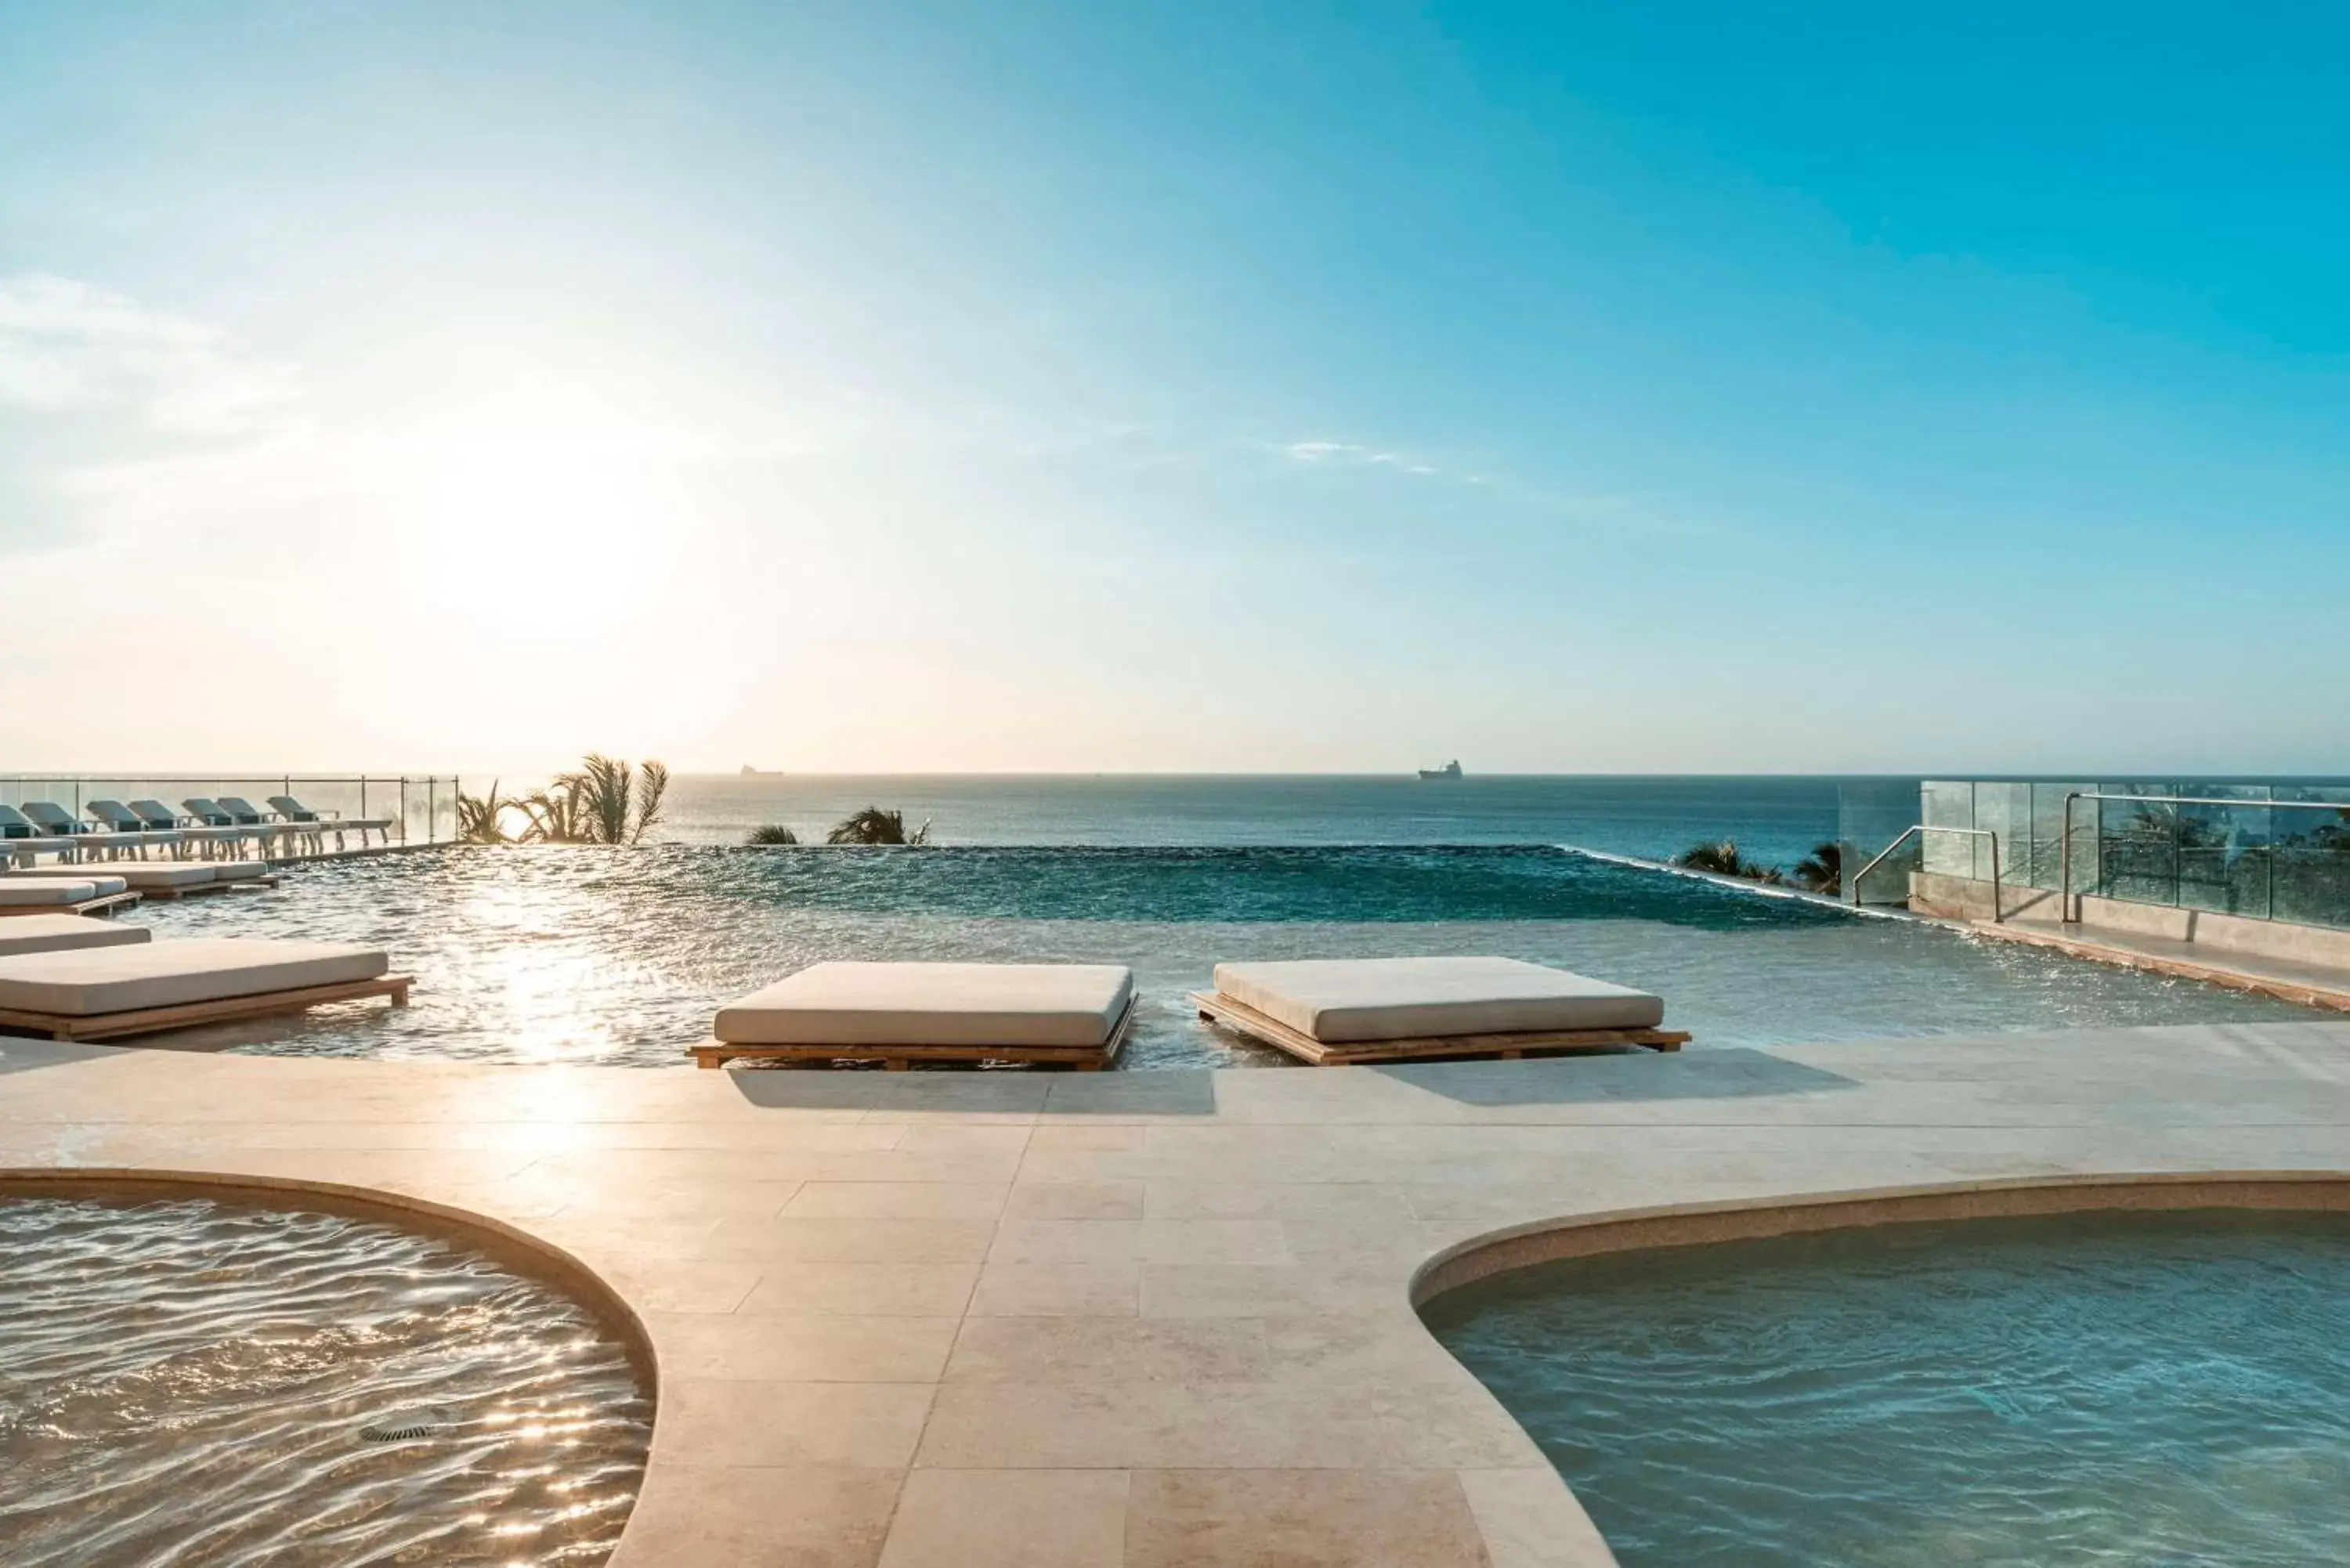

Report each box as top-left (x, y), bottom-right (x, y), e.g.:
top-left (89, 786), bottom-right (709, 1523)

top-left (1418, 760), bottom-right (1464, 781)
top-left (740, 764), bottom-right (779, 776)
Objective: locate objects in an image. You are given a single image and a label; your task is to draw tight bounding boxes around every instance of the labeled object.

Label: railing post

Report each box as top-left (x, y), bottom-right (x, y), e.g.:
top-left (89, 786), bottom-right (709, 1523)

top-left (400, 778), bottom-right (408, 845)
top-left (1989, 831), bottom-right (2001, 923)
top-left (2060, 792), bottom-right (2080, 925)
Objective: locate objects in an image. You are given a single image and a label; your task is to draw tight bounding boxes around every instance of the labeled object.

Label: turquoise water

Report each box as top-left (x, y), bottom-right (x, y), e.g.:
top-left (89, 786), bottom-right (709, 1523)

top-left (1423, 1212), bottom-right (2350, 1567)
top-left (661, 772), bottom-right (1884, 870)
top-left (124, 841), bottom-right (2312, 1067)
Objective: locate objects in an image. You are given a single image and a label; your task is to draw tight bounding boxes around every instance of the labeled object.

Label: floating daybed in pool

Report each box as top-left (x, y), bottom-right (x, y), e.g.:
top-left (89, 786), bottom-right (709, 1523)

top-left (1192, 956), bottom-right (1688, 1065)
top-left (0, 938), bottom-right (410, 1042)
top-left (694, 960), bottom-right (1137, 1071)
top-left (3, 861), bottom-right (273, 898)
top-left (0, 874), bottom-right (139, 918)
top-left (0, 915), bottom-right (151, 957)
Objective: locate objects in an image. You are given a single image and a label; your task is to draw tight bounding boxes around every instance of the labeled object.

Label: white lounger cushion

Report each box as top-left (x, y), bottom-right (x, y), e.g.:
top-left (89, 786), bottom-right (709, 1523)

top-left (1211, 956), bottom-right (1665, 1042)
top-left (715, 961), bottom-right (1134, 1047)
top-left (2, 873), bottom-right (131, 898)
top-left (212, 861), bottom-right (268, 880)
top-left (0, 916), bottom-right (151, 958)
top-left (0, 939), bottom-right (388, 1017)
top-left (74, 863), bottom-right (217, 889)
top-left (0, 881), bottom-right (100, 907)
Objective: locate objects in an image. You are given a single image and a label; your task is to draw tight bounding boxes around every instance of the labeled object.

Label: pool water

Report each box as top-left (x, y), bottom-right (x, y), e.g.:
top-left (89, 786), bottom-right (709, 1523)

top-left (121, 844), bottom-right (2316, 1068)
top-left (1423, 1211), bottom-right (2350, 1566)
top-left (0, 1194), bottom-right (651, 1567)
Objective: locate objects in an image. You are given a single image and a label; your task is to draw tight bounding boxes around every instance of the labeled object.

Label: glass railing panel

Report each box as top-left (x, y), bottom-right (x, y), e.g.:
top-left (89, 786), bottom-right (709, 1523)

top-left (1920, 780), bottom-right (1976, 878)
top-left (2272, 787), bottom-right (2350, 931)
top-left (2097, 784), bottom-right (2178, 905)
top-left (2176, 783), bottom-right (2272, 919)
top-left (2029, 782), bottom-right (2096, 894)
top-left (1972, 782), bottom-right (2030, 885)
top-left (1836, 778), bottom-right (1922, 896)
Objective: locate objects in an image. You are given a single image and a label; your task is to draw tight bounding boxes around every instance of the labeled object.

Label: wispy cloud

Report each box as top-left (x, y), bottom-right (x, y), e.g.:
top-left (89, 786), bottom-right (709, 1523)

top-left (0, 273), bottom-right (301, 435)
top-left (1276, 439), bottom-right (1470, 482)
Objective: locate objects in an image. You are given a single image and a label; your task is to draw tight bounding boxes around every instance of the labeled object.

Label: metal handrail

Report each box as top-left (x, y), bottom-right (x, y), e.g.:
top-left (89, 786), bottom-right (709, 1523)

top-left (2058, 790), bottom-right (2350, 926)
top-left (1850, 824), bottom-right (2004, 922)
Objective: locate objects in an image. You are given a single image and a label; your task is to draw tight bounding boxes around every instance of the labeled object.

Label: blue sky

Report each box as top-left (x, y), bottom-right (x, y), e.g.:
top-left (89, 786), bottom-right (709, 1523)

top-left (2, 2), bottom-right (2345, 773)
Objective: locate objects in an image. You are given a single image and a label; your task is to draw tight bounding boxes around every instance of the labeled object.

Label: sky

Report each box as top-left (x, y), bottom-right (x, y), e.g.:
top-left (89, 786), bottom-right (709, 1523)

top-left (2, 2), bottom-right (2346, 777)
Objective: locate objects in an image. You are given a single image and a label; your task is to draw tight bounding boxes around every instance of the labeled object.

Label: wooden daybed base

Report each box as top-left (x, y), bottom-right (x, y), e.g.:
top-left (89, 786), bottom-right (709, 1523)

top-left (0, 974), bottom-right (412, 1042)
top-left (135, 875), bottom-right (280, 901)
top-left (692, 993), bottom-right (1137, 1071)
top-left (0, 892), bottom-right (142, 919)
top-left (1191, 990), bottom-right (1688, 1066)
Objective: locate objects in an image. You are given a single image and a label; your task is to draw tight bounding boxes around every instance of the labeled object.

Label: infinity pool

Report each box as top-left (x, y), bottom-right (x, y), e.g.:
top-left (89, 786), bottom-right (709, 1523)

top-left (1423, 1211), bottom-right (2350, 1567)
top-left (122, 844), bottom-right (2314, 1067)
top-left (0, 1193), bottom-right (651, 1567)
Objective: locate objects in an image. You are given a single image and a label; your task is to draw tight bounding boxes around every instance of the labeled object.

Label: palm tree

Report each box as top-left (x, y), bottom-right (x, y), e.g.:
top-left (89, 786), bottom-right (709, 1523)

top-left (1793, 840), bottom-right (1842, 894)
top-left (747, 824), bottom-right (800, 845)
top-left (455, 782), bottom-right (512, 844)
top-left (827, 807), bottom-right (932, 845)
top-left (515, 756), bottom-right (669, 844)
top-left (1672, 838), bottom-right (1784, 884)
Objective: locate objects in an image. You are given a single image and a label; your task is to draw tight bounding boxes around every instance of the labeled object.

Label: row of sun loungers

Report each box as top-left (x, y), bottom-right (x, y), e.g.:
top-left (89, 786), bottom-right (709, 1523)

top-left (0, 795), bottom-right (396, 865)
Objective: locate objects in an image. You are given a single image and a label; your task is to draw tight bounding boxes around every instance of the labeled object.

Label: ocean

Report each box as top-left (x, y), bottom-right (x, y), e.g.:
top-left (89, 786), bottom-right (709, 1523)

top-left (657, 773), bottom-right (1882, 870)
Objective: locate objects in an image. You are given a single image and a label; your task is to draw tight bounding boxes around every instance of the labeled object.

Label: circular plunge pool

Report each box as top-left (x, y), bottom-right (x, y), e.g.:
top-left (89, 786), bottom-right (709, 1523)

top-left (0, 1190), bottom-right (652, 1567)
top-left (1423, 1209), bottom-right (2350, 1566)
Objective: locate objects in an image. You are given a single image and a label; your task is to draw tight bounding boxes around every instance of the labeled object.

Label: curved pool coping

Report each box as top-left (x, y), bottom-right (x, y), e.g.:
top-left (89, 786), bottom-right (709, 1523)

top-left (0, 1166), bottom-right (660, 1394)
top-left (1410, 1170), bottom-right (2350, 1308)
top-left (9, 1022), bottom-right (2350, 1567)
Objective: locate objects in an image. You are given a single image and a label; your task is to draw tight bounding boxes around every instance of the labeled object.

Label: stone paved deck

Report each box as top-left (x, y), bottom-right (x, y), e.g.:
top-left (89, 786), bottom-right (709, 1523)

top-left (9, 1020), bottom-right (2350, 1566)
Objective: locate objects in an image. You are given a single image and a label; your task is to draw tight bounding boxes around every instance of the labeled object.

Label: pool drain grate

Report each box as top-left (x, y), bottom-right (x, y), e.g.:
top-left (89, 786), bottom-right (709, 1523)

top-left (358, 1408), bottom-right (454, 1443)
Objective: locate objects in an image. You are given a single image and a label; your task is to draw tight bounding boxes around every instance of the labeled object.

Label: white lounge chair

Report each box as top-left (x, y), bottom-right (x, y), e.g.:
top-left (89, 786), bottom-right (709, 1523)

top-left (179, 798), bottom-right (268, 857)
top-left (270, 794), bottom-right (397, 849)
top-left (85, 800), bottom-right (185, 859)
top-left (128, 799), bottom-right (246, 858)
top-left (696, 960), bottom-right (1137, 1070)
top-left (0, 937), bottom-right (410, 1041)
top-left (1193, 956), bottom-right (1687, 1064)
top-left (0, 915), bottom-right (151, 958)
top-left (13, 800), bottom-right (151, 861)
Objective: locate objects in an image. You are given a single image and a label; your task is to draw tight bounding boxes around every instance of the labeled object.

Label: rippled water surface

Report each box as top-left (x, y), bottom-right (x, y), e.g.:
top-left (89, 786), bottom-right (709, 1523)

top-left (121, 844), bottom-right (2314, 1066)
top-left (1424, 1212), bottom-right (2350, 1566)
top-left (0, 1195), bottom-right (651, 1568)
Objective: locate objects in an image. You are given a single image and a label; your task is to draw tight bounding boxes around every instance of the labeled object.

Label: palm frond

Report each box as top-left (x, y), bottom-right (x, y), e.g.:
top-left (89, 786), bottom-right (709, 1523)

top-left (747, 823), bottom-right (800, 846)
top-left (828, 806), bottom-right (912, 845)
top-left (632, 761), bottom-right (669, 844)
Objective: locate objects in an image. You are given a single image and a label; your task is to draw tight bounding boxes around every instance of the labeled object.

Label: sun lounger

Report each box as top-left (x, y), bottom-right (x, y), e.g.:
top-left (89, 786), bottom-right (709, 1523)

top-left (128, 799), bottom-right (246, 858)
top-left (207, 797), bottom-right (309, 857)
top-left (1192, 956), bottom-right (1687, 1065)
top-left (269, 795), bottom-right (397, 849)
top-left (694, 960), bottom-right (1137, 1070)
top-left (179, 798), bottom-right (269, 856)
top-left (12, 801), bottom-right (152, 861)
top-left (1, 804), bottom-right (43, 841)
top-left (0, 915), bottom-right (151, 958)
top-left (0, 938), bottom-right (409, 1042)
top-left (87, 799), bottom-right (185, 857)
